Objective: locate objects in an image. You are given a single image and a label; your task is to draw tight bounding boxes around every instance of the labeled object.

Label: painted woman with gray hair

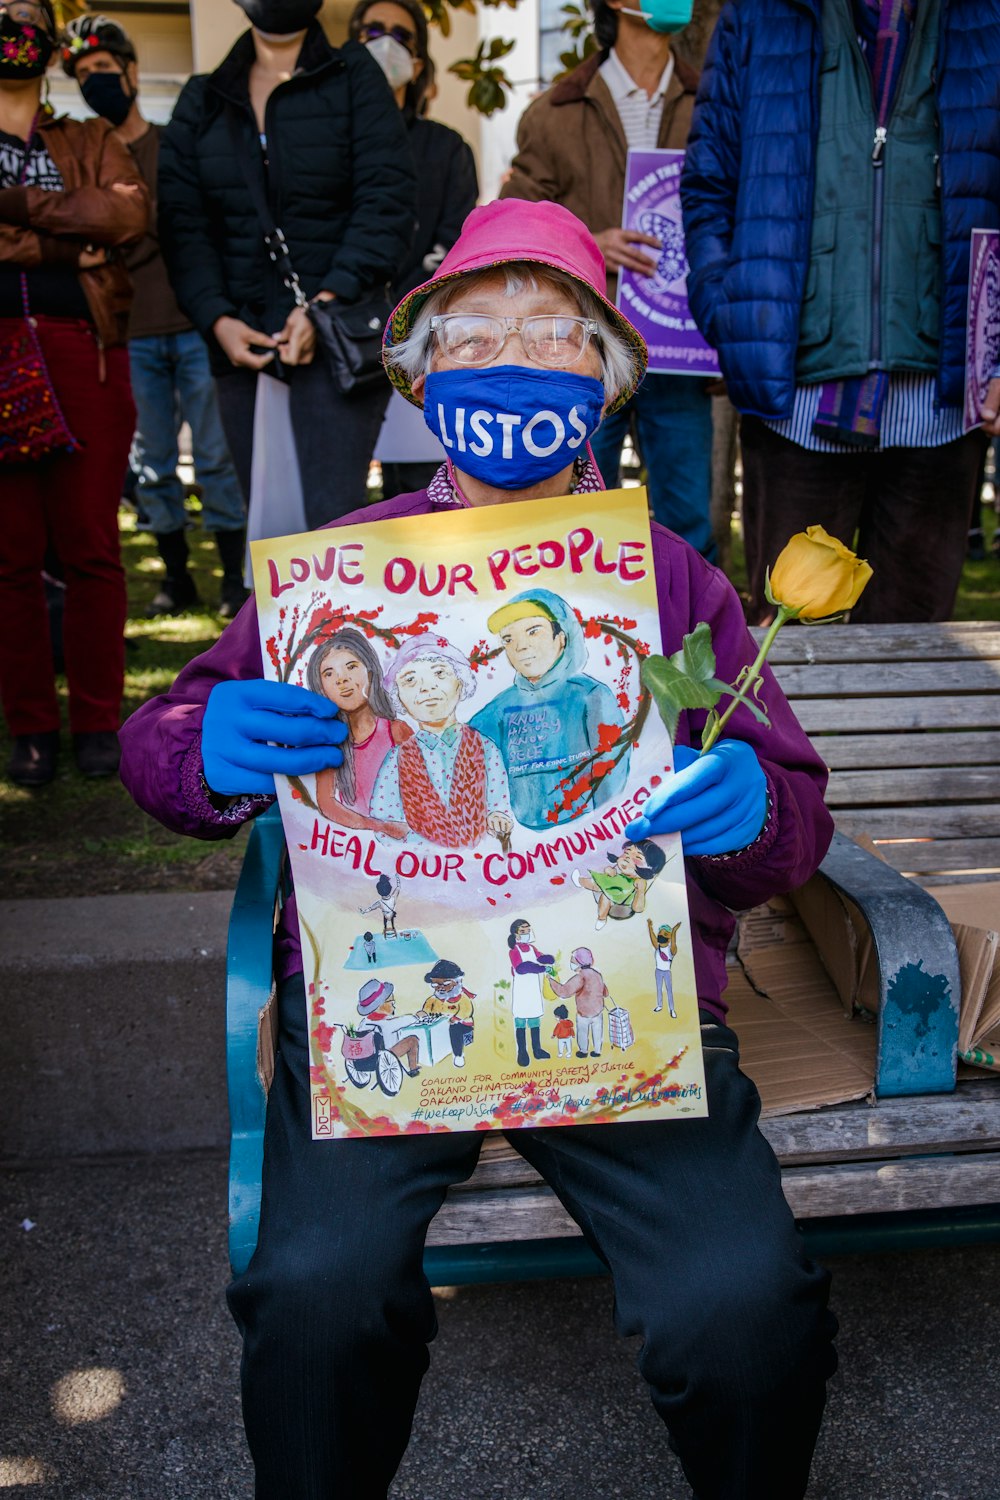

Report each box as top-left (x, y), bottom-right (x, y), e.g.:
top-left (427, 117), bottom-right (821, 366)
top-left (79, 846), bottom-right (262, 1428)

top-left (305, 626), bottom-right (412, 839)
top-left (369, 632), bottom-right (512, 847)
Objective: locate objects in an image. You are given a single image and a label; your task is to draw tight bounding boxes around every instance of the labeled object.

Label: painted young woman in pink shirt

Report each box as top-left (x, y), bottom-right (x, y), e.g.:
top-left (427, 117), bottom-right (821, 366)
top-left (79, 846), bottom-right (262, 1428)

top-left (305, 627), bottom-right (412, 839)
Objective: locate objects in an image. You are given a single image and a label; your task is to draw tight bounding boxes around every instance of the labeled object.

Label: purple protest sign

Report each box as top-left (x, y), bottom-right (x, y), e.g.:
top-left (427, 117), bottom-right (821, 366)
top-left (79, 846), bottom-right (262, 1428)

top-left (616, 149), bottom-right (719, 378)
top-left (964, 228), bottom-right (1000, 434)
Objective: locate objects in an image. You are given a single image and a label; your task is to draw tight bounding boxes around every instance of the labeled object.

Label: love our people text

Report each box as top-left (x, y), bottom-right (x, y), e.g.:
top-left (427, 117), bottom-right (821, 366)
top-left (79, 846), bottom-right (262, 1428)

top-left (266, 524), bottom-right (648, 600)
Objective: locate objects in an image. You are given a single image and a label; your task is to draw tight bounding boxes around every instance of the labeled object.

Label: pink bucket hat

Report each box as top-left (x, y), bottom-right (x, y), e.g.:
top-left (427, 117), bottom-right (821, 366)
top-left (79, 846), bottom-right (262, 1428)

top-left (383, 199), bottom-right (648, 416)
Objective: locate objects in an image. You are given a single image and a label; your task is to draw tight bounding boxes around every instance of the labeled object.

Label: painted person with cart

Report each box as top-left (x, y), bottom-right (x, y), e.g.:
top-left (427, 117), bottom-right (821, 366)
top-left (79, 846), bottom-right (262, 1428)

top-left (416, 959), bottom-right (475, 1069)
top-left (121, 199), bottom-right (839, 1500)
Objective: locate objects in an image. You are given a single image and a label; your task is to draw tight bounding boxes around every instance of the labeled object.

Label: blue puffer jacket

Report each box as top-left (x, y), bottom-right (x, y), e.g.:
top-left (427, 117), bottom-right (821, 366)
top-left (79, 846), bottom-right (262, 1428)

top-left (680, 0), bottom-right (1000, 418)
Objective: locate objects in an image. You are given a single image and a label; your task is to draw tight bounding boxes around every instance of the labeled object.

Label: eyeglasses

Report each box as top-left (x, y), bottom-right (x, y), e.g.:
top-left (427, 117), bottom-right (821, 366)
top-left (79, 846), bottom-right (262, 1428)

top-left (429, 313), bottom-right (601, 369)
top-left (0, 1), bottom-right (48, 23)
top-left (357, 20), bottom-right (416, 54)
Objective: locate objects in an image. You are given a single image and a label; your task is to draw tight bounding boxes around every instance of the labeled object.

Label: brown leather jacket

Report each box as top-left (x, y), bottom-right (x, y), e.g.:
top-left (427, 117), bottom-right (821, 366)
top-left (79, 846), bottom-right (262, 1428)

top-left (500, 50), bottom-right (699, 299)
top-left (0, 113), bottom-right (150, 348)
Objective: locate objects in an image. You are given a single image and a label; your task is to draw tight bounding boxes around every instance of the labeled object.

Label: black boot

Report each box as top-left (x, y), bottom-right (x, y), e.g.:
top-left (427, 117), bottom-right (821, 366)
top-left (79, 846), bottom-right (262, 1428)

top-left (530, 1026), bottom-right (551, 1061)
top-left (215, 528), bottom-right (249, 619)
top-left (516, 1027), bottom-right (530, 1067)
top-left (149, 530), bottom-right (199, 617)
top-left (8, 731), bottom-right (59, 787)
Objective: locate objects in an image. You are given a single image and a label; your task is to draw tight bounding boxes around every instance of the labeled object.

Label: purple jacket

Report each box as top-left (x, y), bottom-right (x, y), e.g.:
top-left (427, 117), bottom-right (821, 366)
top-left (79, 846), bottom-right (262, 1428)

top-left (119, 487), bottom-right (834, 1021)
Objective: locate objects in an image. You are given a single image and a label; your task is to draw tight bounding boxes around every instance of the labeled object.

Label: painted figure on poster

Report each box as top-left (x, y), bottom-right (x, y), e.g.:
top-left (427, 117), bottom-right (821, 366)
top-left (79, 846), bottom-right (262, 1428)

top-left (357, 978), bottom-right (421, 1078)
top-left (307, 629), bottom-right (412, 839)
top-left (359, 871), bottom-right (401, 938)
top-left (552, 1003), bottom-right (574, 1057)
top-left (416, 959), bottom-right (475, 1069)
top-left (470, 587), bottom-right (628, 829)
top-left (572, 839), bottom-right (667, 929)
top-left (507, 917), bottom-right (555, 1067)
top-left (362, 931), bottom-right (378, 965)
top-left (649, 919), bottom-right (682, 1017)
top-left (371, 633), bottom-right (513, 848)
top-left (549, 946), bottom-right (610, 1058)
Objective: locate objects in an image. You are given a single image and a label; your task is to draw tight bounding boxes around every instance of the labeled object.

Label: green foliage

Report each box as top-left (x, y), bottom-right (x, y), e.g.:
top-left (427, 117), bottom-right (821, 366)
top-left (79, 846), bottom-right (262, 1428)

top-left (427, 0), bottom-right (598, 116)
top-left (640, 622), bottom-right (733, 742)
top-left (449, 34), bottom-right (517, 116)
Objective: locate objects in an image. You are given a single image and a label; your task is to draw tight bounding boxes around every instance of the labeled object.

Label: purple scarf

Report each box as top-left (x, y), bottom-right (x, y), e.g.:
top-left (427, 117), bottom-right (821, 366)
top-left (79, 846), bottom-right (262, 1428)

top-left (812, 0), bottom-right (917, 448)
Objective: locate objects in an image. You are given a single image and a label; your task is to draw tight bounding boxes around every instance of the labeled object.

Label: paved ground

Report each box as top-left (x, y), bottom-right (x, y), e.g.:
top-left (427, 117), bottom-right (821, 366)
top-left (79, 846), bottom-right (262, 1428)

top-left (2, 1152), bottom-right (996, 1499)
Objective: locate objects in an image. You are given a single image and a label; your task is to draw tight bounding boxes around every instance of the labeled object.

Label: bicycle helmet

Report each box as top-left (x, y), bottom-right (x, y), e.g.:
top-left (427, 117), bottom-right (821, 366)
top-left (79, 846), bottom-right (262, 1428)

top-left (60, 14), bottom-right (136, 76)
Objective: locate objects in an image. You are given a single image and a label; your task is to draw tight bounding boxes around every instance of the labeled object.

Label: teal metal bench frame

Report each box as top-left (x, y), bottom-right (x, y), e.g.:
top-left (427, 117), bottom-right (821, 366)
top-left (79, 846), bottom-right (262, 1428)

top-left (227, 807), bottom-right (981, 1282)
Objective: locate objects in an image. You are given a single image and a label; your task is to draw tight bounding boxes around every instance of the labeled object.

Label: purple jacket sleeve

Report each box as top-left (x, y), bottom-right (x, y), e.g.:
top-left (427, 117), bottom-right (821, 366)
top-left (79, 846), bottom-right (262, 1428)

top-left (119, 597), bottom-right (273, 839)
top-left (652, 525), bottom-right (834, 913)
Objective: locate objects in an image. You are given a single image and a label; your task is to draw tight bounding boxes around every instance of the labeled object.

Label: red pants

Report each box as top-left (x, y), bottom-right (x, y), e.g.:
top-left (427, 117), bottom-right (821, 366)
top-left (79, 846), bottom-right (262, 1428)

top-left (0, 318), bottom-right (134, 736)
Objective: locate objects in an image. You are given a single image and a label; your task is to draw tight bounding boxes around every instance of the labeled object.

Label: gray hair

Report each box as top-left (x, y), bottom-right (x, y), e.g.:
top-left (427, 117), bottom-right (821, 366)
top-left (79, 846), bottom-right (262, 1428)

top-left (384, 266), bottom-right (636, 403)
top-left (387, 651), bottom-right (477, 719)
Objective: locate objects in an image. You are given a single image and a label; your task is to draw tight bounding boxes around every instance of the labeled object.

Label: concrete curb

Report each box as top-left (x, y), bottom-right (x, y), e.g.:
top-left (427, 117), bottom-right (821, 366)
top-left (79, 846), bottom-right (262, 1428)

top-left (0, 892), bottom-right (233, 1159)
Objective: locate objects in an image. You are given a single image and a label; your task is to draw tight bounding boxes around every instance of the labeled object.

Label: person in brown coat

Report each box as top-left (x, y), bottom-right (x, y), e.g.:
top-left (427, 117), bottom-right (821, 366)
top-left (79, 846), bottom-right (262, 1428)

top-left (501, 0), bottom-right (716, 559)
top-left (0, 0), bottom-right (149, 787)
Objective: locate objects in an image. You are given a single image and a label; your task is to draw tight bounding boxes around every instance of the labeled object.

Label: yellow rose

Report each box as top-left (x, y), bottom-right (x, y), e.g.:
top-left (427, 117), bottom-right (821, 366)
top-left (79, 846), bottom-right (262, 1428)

top-left (767, 526), bottom-right (873, 620)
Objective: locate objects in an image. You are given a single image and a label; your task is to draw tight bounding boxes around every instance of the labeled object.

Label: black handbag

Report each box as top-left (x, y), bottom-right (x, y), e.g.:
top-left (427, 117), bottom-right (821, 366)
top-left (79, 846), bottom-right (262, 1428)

top-left (306, 287), bottom-right (393, 396)
top-left (226, 106), bottom-right (391, 395)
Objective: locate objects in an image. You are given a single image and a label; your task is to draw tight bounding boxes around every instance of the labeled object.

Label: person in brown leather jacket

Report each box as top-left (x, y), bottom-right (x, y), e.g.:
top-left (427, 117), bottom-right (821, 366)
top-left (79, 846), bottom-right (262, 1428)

top-left (501, 0), bottom-right (717, 560)
top-left (0, 0), bottom-right (148, 787)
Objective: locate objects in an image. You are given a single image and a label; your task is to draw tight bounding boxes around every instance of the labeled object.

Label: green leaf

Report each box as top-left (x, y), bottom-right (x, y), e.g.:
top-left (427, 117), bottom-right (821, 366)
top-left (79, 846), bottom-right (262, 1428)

top-left (674, 619), bottom-right (717, 684)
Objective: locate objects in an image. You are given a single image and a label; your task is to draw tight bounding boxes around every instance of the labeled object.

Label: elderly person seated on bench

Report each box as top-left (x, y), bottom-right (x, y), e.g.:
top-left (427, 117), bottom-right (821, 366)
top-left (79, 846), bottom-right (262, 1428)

top-left (119, 199), bottom-right (838, 1500)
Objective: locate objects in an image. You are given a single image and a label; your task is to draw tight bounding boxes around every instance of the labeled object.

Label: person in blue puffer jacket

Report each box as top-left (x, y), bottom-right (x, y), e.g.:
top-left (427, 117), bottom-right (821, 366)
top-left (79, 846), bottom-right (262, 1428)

top-left (681, 0), bottom-right (1000, 625)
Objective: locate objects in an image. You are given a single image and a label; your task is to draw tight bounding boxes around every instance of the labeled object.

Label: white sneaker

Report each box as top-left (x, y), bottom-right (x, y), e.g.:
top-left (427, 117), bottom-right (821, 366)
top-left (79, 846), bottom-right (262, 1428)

top-left (595, 917), bottom-right (607, 931)
top-left (453, 1054), bottom-right (465, 1067)
top-left (654, 1004), bottom-right (663, 1013)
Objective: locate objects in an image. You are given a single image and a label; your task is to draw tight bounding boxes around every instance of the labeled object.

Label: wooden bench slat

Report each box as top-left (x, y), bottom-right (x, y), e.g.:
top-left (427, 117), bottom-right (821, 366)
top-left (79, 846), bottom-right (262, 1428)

top-left (770, 661), bottom-right (1000, 699)
top-left (793, 697), bottom-right (1000, 732)
top-left (866, 837), bottom-right (1000, 877)
top-left (449, 1085), bottom-right (1000, 1193)
top-left (833, 805), bottom-right (1000, 838)
top-left (426, 1154), bottom-right (1000, 1243)
top-left (815, 732), bottom-right (1000, 770)
top-left (825, 766), bottom-right (999, 807)
top-left (757, 621), bottom-right (1000, 664)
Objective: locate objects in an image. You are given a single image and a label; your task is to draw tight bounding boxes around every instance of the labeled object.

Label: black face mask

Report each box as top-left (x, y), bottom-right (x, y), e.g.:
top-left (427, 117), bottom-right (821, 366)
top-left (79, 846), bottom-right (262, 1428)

top-left (235, 0), bottom-right (321, 35)
top-left (80, 70), bottom-right (134, 128)
top-left (0, 14), bottom-right (55, 79)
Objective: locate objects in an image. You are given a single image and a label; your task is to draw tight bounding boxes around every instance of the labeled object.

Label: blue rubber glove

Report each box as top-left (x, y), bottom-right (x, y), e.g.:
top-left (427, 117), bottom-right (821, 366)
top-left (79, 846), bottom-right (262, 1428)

top-left (624, 740), bottom-right (767, 856)
top-left (201, 679), bottom-right (347, 796)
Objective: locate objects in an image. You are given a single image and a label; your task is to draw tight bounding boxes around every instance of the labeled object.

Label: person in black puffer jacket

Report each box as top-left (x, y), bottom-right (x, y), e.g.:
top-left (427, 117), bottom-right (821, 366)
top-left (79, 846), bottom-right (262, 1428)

top-left (158, 0), bottom-right (416, 529)
top-left (348, 0), bottom-right (479, 500)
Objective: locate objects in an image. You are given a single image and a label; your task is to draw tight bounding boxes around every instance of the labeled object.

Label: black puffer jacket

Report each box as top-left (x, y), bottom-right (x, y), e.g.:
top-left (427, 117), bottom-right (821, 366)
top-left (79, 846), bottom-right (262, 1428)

top-left (158, 23), bottom-right (416, 368)
top-left (394, 112), bottom-right (478, 299)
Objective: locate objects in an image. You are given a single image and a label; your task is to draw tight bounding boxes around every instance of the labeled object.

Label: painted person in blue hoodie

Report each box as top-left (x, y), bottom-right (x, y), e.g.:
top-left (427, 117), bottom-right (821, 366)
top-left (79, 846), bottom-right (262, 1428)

top-left (470, 587), bottom-right (628, 829)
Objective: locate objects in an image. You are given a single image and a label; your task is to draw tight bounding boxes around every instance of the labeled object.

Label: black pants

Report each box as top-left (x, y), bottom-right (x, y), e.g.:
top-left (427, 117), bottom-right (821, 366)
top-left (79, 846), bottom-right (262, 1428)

top-left (739, 416), bottom-right (987, 624)
top-left (215, 363), bottom-right (391, 530)
top-left (228, 974), bottom-right (837, 1500)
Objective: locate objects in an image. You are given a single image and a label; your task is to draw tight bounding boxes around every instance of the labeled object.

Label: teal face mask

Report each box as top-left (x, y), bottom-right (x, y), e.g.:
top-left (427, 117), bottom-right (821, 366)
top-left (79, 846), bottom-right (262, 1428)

top-left (620, 0), bottom-right (694, 33)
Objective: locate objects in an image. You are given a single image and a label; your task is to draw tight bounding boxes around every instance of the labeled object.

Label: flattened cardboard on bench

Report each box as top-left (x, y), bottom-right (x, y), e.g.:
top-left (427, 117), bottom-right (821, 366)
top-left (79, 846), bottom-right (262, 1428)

top-left (728, 896), bottom-right (876, 1117)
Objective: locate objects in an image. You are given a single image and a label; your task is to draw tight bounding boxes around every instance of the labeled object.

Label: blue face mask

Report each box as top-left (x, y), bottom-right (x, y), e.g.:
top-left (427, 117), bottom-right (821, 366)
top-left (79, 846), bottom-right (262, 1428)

top-left (422, 366), bottom-right (605, 489)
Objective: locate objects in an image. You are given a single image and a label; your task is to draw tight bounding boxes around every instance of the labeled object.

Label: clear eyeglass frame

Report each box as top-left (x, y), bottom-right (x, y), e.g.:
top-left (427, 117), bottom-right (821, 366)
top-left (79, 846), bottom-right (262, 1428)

top-left (428, 313), bottom-right (601, 369)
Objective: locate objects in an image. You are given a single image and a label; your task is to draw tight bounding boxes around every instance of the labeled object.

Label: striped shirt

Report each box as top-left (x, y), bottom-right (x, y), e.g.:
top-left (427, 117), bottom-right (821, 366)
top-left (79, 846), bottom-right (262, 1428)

top-left (763, 374), bottom-right (965, 452)
top-left (599, 47), bottom-right (674, 152)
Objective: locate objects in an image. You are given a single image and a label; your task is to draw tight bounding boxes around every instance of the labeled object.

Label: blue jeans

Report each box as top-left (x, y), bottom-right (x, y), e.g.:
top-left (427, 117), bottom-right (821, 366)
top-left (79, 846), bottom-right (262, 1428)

top-left (590, 373), bottom-right (715, 559)
top-left (128, 331), bottom-right (246, 534)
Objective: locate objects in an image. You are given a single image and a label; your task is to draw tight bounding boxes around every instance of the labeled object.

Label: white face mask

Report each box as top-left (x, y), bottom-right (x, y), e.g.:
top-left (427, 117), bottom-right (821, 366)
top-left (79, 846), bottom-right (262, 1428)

top-left (366, 32), bottom-right (414, 92)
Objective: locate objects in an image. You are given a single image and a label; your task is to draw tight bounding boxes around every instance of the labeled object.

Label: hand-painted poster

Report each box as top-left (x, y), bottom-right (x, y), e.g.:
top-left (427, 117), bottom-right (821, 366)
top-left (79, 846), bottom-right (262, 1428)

top-left (251, 489), bottom-right (706, 1140)
top-left (617, 148), bottom-right (720, 378)
top-left (964, 228), bottom-right (1000, 434)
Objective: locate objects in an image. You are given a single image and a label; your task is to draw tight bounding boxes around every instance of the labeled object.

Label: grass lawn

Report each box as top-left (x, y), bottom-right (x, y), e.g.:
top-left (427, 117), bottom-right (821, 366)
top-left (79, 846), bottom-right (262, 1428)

top-left (1, 489), bottom-right (998, 900)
